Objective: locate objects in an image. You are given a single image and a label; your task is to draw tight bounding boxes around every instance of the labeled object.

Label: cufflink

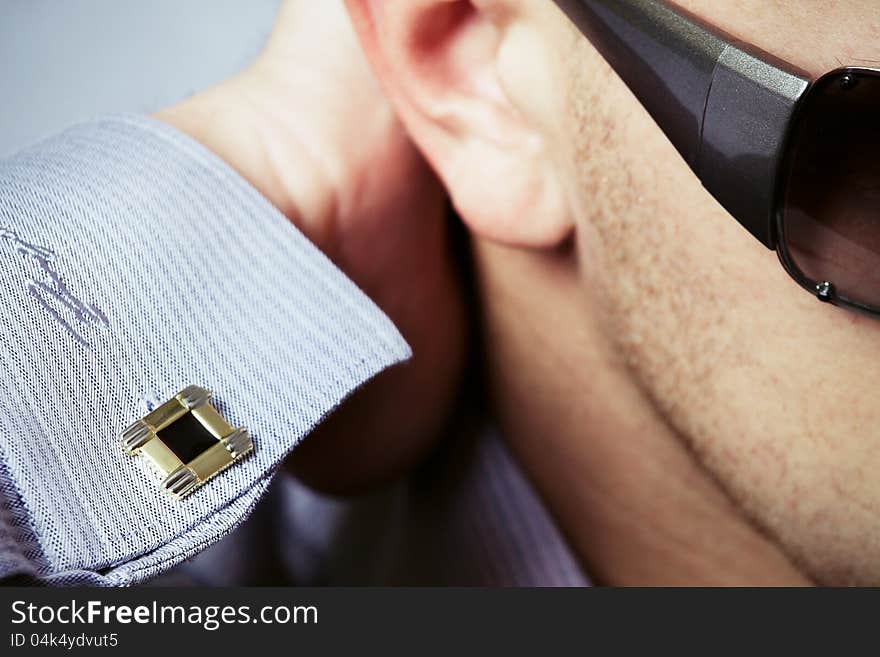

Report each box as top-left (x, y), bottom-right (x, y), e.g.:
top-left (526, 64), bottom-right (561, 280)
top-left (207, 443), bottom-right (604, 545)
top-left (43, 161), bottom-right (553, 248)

top-left (119, 385), bottom-right (253, 499)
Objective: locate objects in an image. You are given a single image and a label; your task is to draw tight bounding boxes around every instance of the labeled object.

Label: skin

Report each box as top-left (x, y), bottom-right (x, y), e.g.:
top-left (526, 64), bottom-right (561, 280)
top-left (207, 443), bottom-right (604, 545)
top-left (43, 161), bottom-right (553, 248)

top-left (160, 0), bottom-right (880, 584)
top-left (159, 1), bottom-right (468, 493)
top-left (345, 0), bottom-right (880, 585)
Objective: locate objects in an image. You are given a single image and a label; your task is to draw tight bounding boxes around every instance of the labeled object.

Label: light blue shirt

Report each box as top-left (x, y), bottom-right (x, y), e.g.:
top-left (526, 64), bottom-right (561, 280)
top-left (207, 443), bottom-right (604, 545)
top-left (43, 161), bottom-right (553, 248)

top-left (0, 116), bottom-right (586, 586)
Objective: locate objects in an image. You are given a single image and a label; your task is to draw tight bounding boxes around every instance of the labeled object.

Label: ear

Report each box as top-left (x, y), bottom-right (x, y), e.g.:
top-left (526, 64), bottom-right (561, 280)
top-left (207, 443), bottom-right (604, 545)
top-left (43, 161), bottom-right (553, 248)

top-left (346, 0), bottom-right (573, 248)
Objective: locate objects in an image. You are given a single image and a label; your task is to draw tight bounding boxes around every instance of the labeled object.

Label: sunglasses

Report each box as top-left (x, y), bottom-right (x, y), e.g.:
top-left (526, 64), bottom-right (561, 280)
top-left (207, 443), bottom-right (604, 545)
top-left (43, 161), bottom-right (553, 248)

top-left (554, 0), bottom-right (880, 317)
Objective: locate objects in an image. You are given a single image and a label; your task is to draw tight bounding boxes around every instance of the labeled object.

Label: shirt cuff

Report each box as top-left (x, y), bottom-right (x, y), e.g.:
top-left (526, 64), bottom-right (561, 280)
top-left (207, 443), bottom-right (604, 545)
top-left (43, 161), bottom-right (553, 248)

top-left (0, 115), bottom-right (410, 583)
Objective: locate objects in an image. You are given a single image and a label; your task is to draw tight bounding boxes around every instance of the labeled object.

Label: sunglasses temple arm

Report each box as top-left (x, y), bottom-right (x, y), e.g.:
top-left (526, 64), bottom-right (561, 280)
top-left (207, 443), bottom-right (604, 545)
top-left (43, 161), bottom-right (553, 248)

top-left (554, 0), bottom-right (810, 247)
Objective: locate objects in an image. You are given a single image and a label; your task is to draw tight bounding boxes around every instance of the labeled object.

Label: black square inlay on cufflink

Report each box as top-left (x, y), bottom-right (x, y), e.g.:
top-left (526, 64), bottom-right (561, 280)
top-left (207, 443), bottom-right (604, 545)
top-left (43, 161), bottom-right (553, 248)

top-left (157, 411), bottom-right (220, 463)
top-left (119, 385), bottom-right (254, 499)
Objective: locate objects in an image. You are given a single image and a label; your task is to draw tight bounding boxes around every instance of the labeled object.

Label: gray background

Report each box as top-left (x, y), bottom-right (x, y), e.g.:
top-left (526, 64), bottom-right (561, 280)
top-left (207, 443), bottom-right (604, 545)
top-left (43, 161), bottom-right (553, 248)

top-left (0, 0), bottom-right (282, 157)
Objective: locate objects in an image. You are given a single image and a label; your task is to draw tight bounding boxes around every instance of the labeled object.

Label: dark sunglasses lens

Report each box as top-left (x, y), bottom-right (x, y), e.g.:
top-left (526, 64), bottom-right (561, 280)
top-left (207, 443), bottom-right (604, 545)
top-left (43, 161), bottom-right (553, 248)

top-left (783, 68), bottom-right (880, 307)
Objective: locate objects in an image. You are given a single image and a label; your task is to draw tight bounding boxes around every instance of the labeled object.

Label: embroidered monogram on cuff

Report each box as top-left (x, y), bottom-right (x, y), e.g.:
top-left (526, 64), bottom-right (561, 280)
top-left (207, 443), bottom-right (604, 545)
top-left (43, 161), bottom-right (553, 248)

top-left (120, 385), bottom-right (253, 499)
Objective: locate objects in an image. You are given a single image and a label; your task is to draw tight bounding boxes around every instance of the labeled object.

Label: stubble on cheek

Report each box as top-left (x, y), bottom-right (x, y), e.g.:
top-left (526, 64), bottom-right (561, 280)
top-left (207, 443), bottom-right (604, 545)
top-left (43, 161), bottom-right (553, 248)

top-left (559, 40), bottom-right (880, 585)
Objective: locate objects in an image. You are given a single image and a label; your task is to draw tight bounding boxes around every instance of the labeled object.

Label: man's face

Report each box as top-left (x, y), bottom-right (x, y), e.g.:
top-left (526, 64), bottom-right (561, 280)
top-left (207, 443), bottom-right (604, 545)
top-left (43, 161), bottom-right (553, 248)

top-left (349, 0), bottom-right (880, 583)
top-left (543, 1), bottom-right (880, 583)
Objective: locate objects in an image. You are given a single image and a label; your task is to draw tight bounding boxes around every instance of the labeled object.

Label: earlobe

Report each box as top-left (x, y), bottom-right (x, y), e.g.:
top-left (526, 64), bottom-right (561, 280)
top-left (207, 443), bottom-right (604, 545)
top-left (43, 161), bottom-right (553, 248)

top-left (347, 0), bottom-right (574, 249)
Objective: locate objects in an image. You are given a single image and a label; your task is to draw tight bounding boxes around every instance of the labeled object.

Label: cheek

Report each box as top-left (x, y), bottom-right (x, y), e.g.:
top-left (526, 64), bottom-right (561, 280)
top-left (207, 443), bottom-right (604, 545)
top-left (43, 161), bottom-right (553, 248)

top-left (545, 0), bottom-right (880, 581)
top-left (690, 308), bottom-right (880, 585)
top-left (602, 172), bottom-right (880, 583)
top-left (560, 37), bottom-right (880, 583)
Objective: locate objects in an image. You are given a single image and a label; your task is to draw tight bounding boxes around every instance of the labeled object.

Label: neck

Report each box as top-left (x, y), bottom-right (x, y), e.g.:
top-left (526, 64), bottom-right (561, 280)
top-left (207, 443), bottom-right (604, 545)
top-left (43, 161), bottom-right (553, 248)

top-left (473, 238), bottom-right (810, 585)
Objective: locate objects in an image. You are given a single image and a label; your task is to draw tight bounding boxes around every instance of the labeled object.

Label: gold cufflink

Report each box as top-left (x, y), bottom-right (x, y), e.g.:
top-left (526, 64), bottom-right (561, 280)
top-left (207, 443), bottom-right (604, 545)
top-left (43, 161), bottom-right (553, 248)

top-left (119, 385), bottom-right (253, 499)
